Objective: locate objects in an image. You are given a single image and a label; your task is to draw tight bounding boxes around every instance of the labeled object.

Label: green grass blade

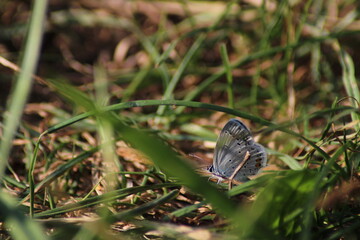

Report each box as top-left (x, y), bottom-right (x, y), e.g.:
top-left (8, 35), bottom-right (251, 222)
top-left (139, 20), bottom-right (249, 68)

top-left (220, 43), bottom-right (234, 109)
top-left (122, 67), bottom-right (151, 102)
top-left (0, 193), bottom-right (48, 240)
top-left (339, 49), bottom-right (360, 131)
top-left (155, 39), bottom-right (180, 66)
top-left (301, 142), bottom-right (352, 240)
top-left (156, 33), bottom-right (206, 115)
top-left (174, 31), bottom-right (359, 114)
top-left (28, 134), bottom-right (44, 217)
top-left (179, 123), bottom-right (217, 140)
top-left (167, 202), bottom-right (205, 218)
top-left (0, 0), bottom-right (48, 179)
top-left (35, 183), bottom-right (179, 218)
top-left (234, 170), bottom-right (318, 239)
top-left (44, 100), bottom-right (358, 161)
top-left (108, 189), bottom-right (179, 223)
top-left (48, 190), bottom-right (180, 239)
top-left (266, 149), bottom-right (302, 170)
top-left (228, 172), bottom-right (286, 197)
top-left (27, 146), bottom-right (100, 200)
top-left (3, 176), bottom-right (27, 189)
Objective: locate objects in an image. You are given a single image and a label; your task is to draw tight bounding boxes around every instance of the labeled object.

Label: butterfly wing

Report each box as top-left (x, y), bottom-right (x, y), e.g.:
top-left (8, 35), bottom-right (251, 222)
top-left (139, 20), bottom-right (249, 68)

top-left (223, 142), bottom-right (267, 181)
top-left (210, 119), bottom-right (267, 182)
top-left (211, 119), bottom-right (253, 177)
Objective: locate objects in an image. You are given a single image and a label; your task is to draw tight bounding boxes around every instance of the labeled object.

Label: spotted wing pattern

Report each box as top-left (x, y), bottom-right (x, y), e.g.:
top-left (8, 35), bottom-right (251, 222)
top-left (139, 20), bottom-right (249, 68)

top-left (209, 119), bottom-right (267, 182)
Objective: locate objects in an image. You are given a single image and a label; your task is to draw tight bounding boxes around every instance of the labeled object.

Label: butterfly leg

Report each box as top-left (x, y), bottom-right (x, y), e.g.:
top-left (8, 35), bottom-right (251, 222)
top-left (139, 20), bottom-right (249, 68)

top-left (228, 151), bottom-right (250, 190)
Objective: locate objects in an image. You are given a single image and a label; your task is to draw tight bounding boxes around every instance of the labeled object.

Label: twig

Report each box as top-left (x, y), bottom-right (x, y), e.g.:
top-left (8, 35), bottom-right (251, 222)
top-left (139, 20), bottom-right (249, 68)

top-left (228, 151), bottom-right (250, 190)
top-left (0, 56), bottom-right (47, 85)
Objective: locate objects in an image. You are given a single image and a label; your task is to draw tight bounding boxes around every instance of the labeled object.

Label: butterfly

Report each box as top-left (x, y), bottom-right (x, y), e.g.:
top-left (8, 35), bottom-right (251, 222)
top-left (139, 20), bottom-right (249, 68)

top-left (208, 119), bottom-right (267, 184)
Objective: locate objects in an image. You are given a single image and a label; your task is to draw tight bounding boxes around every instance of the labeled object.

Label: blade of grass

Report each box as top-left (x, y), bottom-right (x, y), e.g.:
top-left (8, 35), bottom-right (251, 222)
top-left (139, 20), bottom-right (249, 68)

top-left (94, 65), bottom-right (120, 192)
top-left (167, 202), bottom-right (205, 219)
top-left (28, 133), bottom-right (45, 217)
top-left (252, 0), bottom-right (288, 105)
top-left (107, 189), bottom-right (179, 223)
top-left (328, 218), bottom-right (360, 240)
top-left (40, 190), bottom-right (180, 239)
top-left (130, 19), bottom-right (170, 88)
top-left (3, 176), bottom-right (27, 189)
top-left (156, 33), bottom-right (206, 115)
top-left (220, 43), bottom-right (234, 109)
top-left (234, 170), bottom-right (318, 239)
top-left (156, 0), bottom-right (236, 116)
top-left (174, 30), bottom-right (360, 114)
top-left (228, 172), bottom-right (286, 197)
top-left (339, 48), bottom-right (360, 131)
top-left (320, 98), bottom-right (338, 140)
top-left (34, 183), bottom-right (179, 218)
top-left (179, 123), bottom-right (217, 140)
top-left (46, 100), bottom-right (356, 133)
top-left (266, 149), bottom-right (302, 170)
top-left (45, 99), bottom-right (358, 160)
top-left (0, 193), bottom-right (48, 240)
top-left (0, 0), bottom-right (48, 180)
top-left (155, 39), bottom-right (180, 66)
top-left (22, 146), bottom-right (100, 205)
top-left (174, 43), bottom-right (296, 114)
top-left (122, 66), bottom-right (151, 102)
top-left (301, 142), bottom-right (352, 240)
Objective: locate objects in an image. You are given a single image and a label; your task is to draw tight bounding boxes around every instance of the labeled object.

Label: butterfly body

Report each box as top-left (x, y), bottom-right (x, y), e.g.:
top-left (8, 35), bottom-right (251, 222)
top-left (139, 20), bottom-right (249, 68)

top-left (208, 119), bottom-right (267, 182)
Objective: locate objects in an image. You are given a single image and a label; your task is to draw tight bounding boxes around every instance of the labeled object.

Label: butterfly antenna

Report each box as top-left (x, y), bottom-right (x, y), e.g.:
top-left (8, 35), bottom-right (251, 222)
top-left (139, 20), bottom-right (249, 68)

top-left (228, 151), bottom-right (251, 190)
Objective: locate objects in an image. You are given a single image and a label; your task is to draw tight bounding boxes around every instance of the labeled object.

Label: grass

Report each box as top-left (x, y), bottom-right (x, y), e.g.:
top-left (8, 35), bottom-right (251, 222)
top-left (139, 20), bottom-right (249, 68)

top-left (0, 0), bottom-right (360, 239)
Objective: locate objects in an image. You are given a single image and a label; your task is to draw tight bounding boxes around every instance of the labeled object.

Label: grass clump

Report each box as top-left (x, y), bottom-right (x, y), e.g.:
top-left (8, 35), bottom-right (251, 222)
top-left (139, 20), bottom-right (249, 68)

top-left (0, 0), bottom-right (359, 239)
